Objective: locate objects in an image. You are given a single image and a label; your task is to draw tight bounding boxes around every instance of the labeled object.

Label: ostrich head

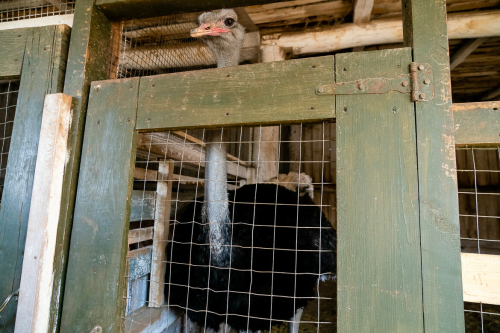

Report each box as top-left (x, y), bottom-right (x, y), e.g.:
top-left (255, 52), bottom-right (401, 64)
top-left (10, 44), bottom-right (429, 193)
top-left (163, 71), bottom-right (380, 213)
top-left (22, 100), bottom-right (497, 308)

top-left (190, 9), bottom-right (246, 68)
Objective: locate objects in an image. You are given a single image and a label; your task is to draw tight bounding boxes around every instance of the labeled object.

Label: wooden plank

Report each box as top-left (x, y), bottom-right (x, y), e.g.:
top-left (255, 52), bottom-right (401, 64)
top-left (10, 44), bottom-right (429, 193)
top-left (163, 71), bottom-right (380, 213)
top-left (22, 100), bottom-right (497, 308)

top-left (149, 160), bottom-right (174, 307)
top-left (0, 25), bottom-right (70, 331)
top-left (134, 167), bottom-right (158, 181)
top-left (462, 253), bottom-right (500, 306)
top-left (450, 38), bottom-right (488, 70)
top-left (131, 190), bottom-right (156, 222)
top-left (59, 78), bottom-right (139, 333)
top-left (402, 0), bottom-right (465, 331)
top-left (14, 94), bottom-right (73, 333)
top-left (261, 10), bottom-right (500, 56)
top-left (481, 84), bottom-right (500, 101)
top-left (128, 227), bottom-right (154, 245)
top-left (0, 28), bottom-right (30, 79)
top-left (56, 5), bottom-right (114, 330)
top-left (336, 48), bottom-right (424, 332)
top-left (453, 102), bottom-right (500, 146)
top-left (128, 246), bottom-right (152, 281)
top-left (125, 306), bottom-right (179, 333)
top-left (137, 56), bottom-right (335, 130)
top-left (96, 0), bottom-right (290, 20)
top-left (353, 0), bottom-right (375, 23)
top-left (0, 15), bottom-right (74, 31)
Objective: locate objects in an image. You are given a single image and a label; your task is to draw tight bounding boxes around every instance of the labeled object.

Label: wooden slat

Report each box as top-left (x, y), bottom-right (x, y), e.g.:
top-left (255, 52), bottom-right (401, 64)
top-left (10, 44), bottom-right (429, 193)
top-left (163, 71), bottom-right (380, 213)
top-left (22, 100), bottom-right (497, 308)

top-left (96, 0), bottom-right (291, 20)
top-left (453, 102), bottom-right (500, 146)
top-left (57, 5), bottom-right (114, 329)
top-left (128, 227), bottom-right (154, 245)
top-left (462, 253), bottom-right (500, 306)
top-left (131, 190), bottom-right (156, 222)
top-left (336, 48), bottom-right (424, 332)
top-left (136, 56), bottom-right (335, 131)
top-left (134, 167), bottom-right (158, 181)
top-left (149, 160), bottom-right (174, 307)
top-left (128, 246), bottom-right (153, 280)
top-left (353, 0), bottom-right (375, 23)
top-left (0, 28), bottom-right (30, 79)
top-left (402, 0), bottom-right (465, 331)
top-left (450, 38), bottom-right (488, 70)
top-left (59, 78), bottom-right (139, 332)
top-left (125, 306), bottom-right (179, 333)
top-left (15, 94), bottom-right (73, 333)
top-left (0, 25), bottom-right (70, 331)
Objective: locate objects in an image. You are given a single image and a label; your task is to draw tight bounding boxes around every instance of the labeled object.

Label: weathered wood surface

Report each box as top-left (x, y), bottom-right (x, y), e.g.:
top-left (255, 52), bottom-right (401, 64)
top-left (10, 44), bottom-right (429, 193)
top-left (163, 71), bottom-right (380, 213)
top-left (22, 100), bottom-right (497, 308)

top-left (59, 78), bottom-right (139, 333)
top-left (353, 0), bottom-right (374, 23)
top-left (96, 0), bottom-right (290, 20)
top-left (462, 253), bottom-right (500, 306)
top-left (0, 28), bottom-right (30, 79)
top-left (453, 102), bottom-right (500, 146)
top-left (124, 306), bottom-right (179, 333)
top-left (402, 0), bottom-right (465, 331)
top-left (0, 25), bottom-right (70, 332)
top-left (128, 227), bottom-right (154, 245)
top-left (336, 48), bottom-right (424, 332)
top-left (261, 10), bottom-right (500, 56)
top-left (128, 246), bottom-right (153, 281)
top-left (450, 38), bottom-right (488, 70)
top-left (55, 5), bottom-right (114, 331)
top-left (14, 94), bottom-right (73, 333)
top-left (149, 160), bottom-right (174, 307)
top-left (137, 56), bottom-right (335, 130)
top-left (131, 190), bottom-right (156, 222)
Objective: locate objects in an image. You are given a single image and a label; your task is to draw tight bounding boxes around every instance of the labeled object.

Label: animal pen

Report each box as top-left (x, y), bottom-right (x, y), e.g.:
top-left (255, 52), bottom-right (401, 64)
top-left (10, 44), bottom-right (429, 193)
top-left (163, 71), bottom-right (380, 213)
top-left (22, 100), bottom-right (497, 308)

top-left (0, 0), bottom-right (499, 333)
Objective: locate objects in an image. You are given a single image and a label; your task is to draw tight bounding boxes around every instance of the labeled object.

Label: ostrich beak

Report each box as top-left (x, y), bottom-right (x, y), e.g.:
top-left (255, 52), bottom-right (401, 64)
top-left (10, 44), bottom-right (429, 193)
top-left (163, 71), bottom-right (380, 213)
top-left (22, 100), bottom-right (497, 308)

top-left (190, 22), bottom-right (230, 37)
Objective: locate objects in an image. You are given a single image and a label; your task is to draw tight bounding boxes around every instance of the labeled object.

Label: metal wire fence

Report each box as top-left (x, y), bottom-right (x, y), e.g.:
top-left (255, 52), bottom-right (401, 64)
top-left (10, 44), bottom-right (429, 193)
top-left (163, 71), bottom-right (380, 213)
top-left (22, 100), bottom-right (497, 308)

top-left (457, 147), bottom-right (500, 333)
top-left (123, 123), bottom-right (337, 333)
top-left (110, 9), bottom-right (260, 79)
top-left (0, 80), bottom-right (19, 203)
top-left (0, 0), bottom-right (75, 22)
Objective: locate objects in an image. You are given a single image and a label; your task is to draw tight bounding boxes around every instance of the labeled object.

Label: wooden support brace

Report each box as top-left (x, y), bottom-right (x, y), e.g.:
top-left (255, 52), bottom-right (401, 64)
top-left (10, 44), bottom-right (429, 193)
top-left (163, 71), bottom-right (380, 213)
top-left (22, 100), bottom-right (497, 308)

top-left (450, 38), bottom-right (488, 70)
top-left (149, 160), bottom-right (174, 307)
top-left (14, 93), bottom-right (73, 333)
top-left (462, 253), bottom-right (500, 306)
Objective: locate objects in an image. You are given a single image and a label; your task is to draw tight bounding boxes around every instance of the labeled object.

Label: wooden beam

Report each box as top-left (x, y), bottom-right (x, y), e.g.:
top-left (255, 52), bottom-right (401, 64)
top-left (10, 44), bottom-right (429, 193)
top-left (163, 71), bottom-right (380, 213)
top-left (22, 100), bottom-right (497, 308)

top-left (137, 133), bottom-right (250, 180)
top-left (59, 78), bottom-right (139, 332)
top-left (353, 0), bottom-right (374, 24)
top-left (480, 84), bottom-right (500, 101)
top-left (14, 94), bottom-right (72, 333)
top-left (128, 227), bottom-right (154, 245)
top-left (0, 14), bottom-right (74, 31)
top-left (462, 253), bottom-right (500, 306)
top-left (149, 160), bottom-right (174, 307)
top-left (95, 0), bottom-right (291, 21)
top-left (402, 0), bottom-right (465, 331)
top-left (0, 25), bottom-right (70, 331)
top-left (453, 102), bottom-right (500, 146)
top-left (261, 10), bottom-right (500, 56)
top-left (0, 28), bottom-right (29, 79)
top-left (450, 38), bottom-right (488, 70)
top-left (337, 48), bottom-right (424, 332)
top-left (136, 56), bottom-right (335, 130)
top-left (131, 190), bottom-right (156, 222)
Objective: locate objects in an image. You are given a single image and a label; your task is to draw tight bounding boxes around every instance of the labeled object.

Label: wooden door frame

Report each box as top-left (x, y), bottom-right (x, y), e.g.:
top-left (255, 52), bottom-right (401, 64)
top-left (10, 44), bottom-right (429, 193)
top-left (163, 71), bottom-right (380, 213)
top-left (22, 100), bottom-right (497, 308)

top-left (0, 25), bottom-right (70, 331)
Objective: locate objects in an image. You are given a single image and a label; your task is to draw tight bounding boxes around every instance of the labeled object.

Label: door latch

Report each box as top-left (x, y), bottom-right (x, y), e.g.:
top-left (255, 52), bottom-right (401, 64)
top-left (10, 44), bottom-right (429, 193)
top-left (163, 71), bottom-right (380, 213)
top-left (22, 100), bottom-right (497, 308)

top-left (316, 62), bottom-right (434, 102)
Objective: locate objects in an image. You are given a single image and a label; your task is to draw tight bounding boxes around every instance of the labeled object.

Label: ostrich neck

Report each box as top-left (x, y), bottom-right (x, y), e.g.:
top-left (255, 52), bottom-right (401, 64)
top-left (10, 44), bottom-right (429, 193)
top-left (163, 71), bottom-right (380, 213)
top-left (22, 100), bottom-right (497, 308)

top-left (203, 45), bottom-right (240, 267)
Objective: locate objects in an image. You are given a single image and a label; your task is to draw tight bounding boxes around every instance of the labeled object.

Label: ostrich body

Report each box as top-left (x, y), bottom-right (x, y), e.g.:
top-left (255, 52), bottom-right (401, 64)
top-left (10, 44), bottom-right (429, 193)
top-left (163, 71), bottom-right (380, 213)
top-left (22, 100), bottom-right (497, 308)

top-left (165, 9), bottom-right (337, 332)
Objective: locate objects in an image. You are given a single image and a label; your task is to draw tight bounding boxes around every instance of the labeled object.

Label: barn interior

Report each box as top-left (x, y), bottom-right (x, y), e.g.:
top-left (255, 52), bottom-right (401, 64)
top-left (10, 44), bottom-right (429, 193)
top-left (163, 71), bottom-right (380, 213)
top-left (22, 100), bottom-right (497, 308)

top-left (0, 0), bottom-right (499, 332)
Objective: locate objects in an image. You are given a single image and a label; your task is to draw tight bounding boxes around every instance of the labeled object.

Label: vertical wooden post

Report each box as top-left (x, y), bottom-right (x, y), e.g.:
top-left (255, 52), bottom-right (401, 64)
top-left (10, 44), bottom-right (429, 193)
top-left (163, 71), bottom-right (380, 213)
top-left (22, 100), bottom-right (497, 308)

top-left (14, 93), bottom-right (73, 333)
top-left (253, 45), bottom-right (284, 182)
top-left (149, 160), bottom-right (174, 307)
top-left (402, 0), bottom-right (465, 331)
top-left (59, 78), bottom-right (139, 332)
top-left (336, 48), bottom-right (424, 332)
top-left (0, 25), bottom-right (70, 331)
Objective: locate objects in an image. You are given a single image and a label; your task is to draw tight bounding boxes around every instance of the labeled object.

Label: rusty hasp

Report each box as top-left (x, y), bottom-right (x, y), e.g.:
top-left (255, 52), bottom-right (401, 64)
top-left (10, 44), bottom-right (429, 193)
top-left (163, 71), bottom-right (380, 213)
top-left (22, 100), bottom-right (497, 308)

top-left (316, 62), bottom-right (434, 102)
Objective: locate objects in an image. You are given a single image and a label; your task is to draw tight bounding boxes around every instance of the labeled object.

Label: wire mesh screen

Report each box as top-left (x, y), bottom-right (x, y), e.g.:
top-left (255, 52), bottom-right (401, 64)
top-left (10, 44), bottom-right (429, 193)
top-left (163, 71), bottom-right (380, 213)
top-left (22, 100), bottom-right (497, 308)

top-left (457, 147), bottom-right (500, 333)
top-left (0, 0), bottom-right (75, 22)
top-left (0, 80), bottom-right (19, 203)
top-left (124, 123), bottom-right (337, 333)
top-left (111, 9), bottom-right (260, 79)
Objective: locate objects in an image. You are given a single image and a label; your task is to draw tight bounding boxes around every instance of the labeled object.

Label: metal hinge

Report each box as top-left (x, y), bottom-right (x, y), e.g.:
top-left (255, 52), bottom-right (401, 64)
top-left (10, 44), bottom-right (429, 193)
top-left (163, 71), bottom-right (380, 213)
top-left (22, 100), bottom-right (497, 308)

top-left (316, 62), bottom-right (434, 102)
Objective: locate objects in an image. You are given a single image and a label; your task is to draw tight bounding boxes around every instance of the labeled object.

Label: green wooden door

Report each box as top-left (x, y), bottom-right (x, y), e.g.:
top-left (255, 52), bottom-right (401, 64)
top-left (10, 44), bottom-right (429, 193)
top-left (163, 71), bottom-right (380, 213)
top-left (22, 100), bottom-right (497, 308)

top-left (0, 25), bottom-right (70, 332)
top-left (59, 42), bottom-right (463, 332)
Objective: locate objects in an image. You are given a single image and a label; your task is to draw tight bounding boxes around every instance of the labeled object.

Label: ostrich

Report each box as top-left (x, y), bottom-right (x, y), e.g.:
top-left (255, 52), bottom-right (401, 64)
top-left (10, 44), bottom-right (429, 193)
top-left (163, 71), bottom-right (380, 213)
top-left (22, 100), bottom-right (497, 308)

top-left (165, 9), bottom-right (337, 333)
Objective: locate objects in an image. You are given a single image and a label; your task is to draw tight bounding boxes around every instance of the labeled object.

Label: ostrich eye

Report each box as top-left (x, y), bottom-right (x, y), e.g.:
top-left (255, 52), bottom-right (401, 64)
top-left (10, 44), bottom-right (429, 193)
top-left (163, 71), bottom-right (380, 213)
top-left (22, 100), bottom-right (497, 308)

top-left (224, 18), bottom-right (235, 27)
